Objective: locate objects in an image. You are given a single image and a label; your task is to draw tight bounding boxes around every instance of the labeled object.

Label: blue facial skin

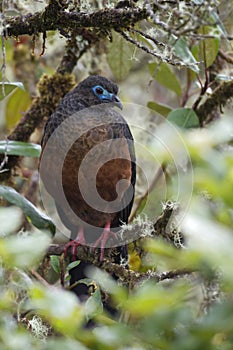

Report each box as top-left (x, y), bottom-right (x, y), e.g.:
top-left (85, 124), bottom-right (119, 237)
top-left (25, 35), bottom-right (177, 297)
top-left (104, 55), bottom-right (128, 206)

top-left (92, 85), bottom-right (123, 109)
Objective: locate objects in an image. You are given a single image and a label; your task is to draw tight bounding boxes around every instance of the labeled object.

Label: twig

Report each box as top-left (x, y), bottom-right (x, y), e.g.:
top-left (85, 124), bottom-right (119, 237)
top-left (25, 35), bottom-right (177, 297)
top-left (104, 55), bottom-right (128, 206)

top-left (30, 269), bottom-right (51, 287)
top-left (219, 49), bottom-right (233, 65)
top-left (116, 29), bottom-right (182, 66)
top-left (128, 27), bottom-right (166, 49)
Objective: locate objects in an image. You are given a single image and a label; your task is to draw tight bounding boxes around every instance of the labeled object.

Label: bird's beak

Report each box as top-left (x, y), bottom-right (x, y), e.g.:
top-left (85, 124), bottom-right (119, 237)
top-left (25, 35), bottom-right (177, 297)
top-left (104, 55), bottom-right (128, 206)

top-left (110, 94), bottom-right (123, 110)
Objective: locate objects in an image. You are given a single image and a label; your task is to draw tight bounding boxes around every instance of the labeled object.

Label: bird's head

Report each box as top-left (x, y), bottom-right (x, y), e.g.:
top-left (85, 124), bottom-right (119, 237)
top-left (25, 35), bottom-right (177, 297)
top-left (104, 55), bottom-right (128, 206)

top-left (77, 75), bottom-right (123, 110)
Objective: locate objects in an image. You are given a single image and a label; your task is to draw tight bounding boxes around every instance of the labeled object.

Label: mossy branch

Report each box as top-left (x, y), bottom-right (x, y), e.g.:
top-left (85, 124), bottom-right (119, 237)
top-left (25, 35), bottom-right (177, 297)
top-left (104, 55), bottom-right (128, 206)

top-left (4, 5), bottom-right (147, 37)
top-left (0, 73), bottom-right (75, 181)
top-left (47, 244), bottom-right (192, 287)
top-left (46, 202), bottom-right (187, 286)
top-left (196, 80), bottom-right (233, 125)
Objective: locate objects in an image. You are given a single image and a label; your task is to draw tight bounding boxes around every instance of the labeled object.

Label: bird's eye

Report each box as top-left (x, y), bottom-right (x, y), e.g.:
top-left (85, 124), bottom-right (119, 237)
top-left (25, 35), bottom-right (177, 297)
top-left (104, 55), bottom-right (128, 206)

top-left (95, 86), bottom-right (104, 95)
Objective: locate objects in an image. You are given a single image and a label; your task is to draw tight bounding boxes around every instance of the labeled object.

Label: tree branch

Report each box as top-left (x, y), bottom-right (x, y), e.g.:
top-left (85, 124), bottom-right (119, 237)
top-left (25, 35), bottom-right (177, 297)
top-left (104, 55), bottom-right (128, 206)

top-left (4, 6), bottom-right (147, 37)
top-left (46, 202), bottom-right (187, 286)
top-left (47, 243), bottom-right (192, 287)
top-left (0, 73), bottom-right (75, 181)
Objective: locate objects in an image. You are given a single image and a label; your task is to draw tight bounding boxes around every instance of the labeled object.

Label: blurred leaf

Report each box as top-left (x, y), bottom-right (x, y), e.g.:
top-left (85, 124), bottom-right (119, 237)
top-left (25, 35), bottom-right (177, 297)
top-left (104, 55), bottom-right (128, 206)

top-left (148, 62), bottom-right (182, 95)
top-left (6, 88), bottom-right (31, 129)
top-left (182, 211), bottom-right (233, 284)
top-left (0, 232), bottom-right (51, 268)
top-left (0, 140), bottom-right (41, 157)
top-left (50, 255), bottom-right (60, 274)
top-left (0, 185), bottom-right (55, 235)
top-left (191, 0), bottom-right (204, 4)
top-left (172, 36), bottom-right (200, 73)
top-left (199, 26), bottom-right (219, 68)
top-left (215, 74), bottom-right (233, 81)
top-left (0, 206), bottom-right (22, 236)
top-left (106, 31), bottom-right (134, 81)
top-left (122, 281), bottom-right (188, 316)
top-left (46, 339), bottom-right (89, 350)
top-left (167, 108), bottom-right (200, 128)
top-left (147, 101), bottom-right (172, 117)
top-left (0, 82), bottom-right (24, 101)
top-left (30, 284), bottom-right (84, 336)
top-left (145, 238), bottom-right (180, 261)
top-left (87, 267), bottom-right (119, 294)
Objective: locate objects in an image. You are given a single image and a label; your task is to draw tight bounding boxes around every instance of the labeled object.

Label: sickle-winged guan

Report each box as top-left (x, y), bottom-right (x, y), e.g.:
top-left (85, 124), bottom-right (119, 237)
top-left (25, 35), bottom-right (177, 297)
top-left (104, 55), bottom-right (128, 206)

top-left (39, 75), bottom-right (136, 303)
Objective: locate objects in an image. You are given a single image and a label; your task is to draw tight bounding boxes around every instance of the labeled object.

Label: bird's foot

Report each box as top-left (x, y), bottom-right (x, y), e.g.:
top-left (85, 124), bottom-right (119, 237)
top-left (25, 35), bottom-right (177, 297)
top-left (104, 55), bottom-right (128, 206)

top-left (92, 222), bottom-right (118, 262)
top-left (64, 227), bottom-right (86, 261)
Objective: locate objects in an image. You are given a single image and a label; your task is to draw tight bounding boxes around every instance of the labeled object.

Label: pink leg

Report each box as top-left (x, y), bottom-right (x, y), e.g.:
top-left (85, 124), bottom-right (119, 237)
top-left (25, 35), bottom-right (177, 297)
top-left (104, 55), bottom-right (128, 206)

top-left (92, 222), bottom-right (118, 261)
top-left (64, 227), bottom-right (86, 261)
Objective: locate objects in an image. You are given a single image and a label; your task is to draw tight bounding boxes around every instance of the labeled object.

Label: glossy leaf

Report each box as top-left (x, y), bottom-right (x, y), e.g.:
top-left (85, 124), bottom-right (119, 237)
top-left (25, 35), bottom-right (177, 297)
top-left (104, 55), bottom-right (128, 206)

top-left (0, 140), bottom-right (41, 157)
top-left (172, 36), bottom-right (199, 73)
top-left (106, 31), bottom-right (134, 81)
top-left (50, 255), bottom-right (60, 274)
top-left (67, 260), bottom-right (81, 271)
top-left (167, 108), bottom-right (200, 128)
top-left (147, 101), bottom-right (172, 117)
top-left (0, 82), bottom-right (24, 101)
top-left (0, 185), bottom-right (55, 235)
top-left (6, 88), bottom-right (31, 129)
top-left (148, 62), bottom-right (182, 95)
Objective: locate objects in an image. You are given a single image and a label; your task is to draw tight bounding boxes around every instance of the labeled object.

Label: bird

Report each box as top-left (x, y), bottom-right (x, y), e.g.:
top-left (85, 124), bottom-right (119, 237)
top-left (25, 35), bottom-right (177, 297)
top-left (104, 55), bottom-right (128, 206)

top-left (39, 75), bottom-right (136, 304)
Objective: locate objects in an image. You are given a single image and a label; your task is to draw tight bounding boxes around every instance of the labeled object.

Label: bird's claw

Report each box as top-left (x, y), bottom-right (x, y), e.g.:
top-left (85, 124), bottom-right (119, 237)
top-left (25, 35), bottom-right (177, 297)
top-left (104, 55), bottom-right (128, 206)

top-left (64, 228), bottom-right (86, 261)
top-left (92, 224), bottom-right (118, 262)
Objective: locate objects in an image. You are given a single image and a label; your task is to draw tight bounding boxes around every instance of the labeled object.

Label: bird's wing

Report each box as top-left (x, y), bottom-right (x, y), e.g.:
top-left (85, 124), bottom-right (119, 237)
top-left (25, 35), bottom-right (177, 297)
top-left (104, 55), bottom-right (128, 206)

top-left (111, 120), bottom-right (136, 226)
top-left (41, 92), bottom-right (87, 147)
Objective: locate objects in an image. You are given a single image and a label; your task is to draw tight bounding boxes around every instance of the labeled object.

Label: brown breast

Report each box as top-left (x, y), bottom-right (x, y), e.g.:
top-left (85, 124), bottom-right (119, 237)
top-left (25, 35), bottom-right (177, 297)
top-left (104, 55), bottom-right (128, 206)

top-left (61, 124), bottom-right (132, 228)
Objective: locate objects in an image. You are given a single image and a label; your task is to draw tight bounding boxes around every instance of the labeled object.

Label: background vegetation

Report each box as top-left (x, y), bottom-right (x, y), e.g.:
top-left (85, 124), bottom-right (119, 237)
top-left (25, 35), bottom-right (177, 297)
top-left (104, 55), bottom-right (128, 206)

top-left (0, 0), bottom-right (233, 349)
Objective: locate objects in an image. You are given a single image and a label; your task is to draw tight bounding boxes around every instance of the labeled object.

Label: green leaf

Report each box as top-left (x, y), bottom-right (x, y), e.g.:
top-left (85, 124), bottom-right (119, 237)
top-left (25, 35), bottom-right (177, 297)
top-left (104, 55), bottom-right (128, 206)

top-left (0, 82), bottom-right (24, 101)
top-left (147, 101), bottom-right (172, 117)
top-left (199, 26), bottom-right (219, 68)
top-left (106, 31), bottom-right (134, 81)
top-left (0, 140), bottom-right (41, 157)
top-left (122, 281), bottom-right (188, 316)
top-left (30, 285), bottom-right (84, 336)
top-left (167, 108), bottom-right (200, 128)
top-left (0, 232), bottom-right (51, 268)
top-left (85, 288), bottom-right (103, 320)
top-left (148, 62), bottom-right (182, 96)
top-left (6, 88), bottom-right (31, 129)
top-left (0, 185), bottom-right (55, 235)
top-left (50, 255), bottom-right (60, 274)
top-left (172, 36), bottom-right (199, 73)
top-left (67, 260), bottom-right (81, 271)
